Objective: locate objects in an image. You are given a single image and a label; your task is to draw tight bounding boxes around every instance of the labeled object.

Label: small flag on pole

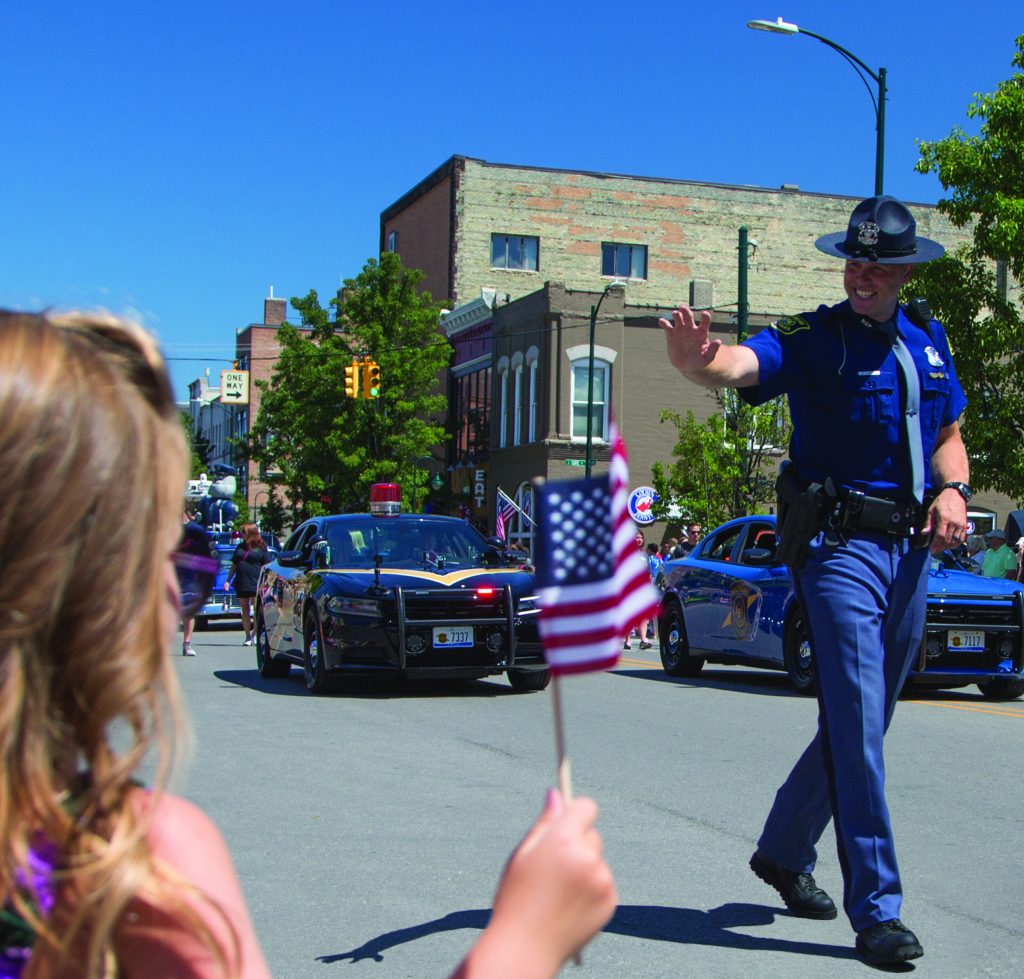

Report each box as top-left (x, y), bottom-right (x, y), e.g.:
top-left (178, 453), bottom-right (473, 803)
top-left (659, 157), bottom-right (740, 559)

top-left (533, 424), bottom-right (661, 675)
top-left (495, 487), bottom-right (519, 541)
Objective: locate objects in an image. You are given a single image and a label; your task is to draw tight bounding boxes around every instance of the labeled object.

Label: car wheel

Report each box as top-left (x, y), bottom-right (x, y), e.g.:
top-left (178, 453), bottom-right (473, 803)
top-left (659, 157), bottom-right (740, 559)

top-left (255, 609), bottom-right (290, 678)
top-left (978, 677), bottom-right (1024, 700)
top-left (784, 610), bottom-right (815, 695)
top-left (659, 600), bottom-right (704, 677)
top-left (507, 668), bottom-right (551, 692)
top-left (303, 612), bottom-right (337, 695)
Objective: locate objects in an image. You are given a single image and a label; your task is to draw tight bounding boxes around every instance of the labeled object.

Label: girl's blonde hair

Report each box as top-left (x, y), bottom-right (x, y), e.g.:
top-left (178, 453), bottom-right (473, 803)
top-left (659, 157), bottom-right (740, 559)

top-left (0, 310), bottom-right (236, 975)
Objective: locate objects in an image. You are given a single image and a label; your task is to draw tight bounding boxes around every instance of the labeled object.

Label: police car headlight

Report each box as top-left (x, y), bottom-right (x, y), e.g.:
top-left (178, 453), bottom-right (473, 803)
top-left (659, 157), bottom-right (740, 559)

top-left (517, 594), bottom-right (541, 615)
top-left (326, 597), bottom-right (381, 618)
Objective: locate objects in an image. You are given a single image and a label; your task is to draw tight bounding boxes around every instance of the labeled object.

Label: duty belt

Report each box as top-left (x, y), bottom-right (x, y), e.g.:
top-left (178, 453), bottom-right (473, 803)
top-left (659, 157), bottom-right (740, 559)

top-left (831, 490), bottom-right (920, 537)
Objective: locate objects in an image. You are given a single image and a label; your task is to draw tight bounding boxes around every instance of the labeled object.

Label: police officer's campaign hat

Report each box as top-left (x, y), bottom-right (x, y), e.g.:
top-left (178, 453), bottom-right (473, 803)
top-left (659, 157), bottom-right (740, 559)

top-left (815, 195), bottom-right (945, 264)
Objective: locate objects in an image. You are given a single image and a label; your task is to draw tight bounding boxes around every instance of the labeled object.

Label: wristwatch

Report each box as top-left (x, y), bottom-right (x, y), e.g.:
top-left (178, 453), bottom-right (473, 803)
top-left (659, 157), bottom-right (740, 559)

top-left (940, 481), bottom-right (973, 503)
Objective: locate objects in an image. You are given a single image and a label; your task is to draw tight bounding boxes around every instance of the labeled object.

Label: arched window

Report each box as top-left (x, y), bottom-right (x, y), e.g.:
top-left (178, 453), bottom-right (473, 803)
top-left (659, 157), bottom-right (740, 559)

top-left (496, 356), bottom-right (510, 449)
top-left (511, 352), bottom-right (524, 447)
top-left (566, 344), bottom-right (617, 443)
top-left (512, 482), bottom-right (535, 556)
top-left (526, 346), bottom-right (539, 443)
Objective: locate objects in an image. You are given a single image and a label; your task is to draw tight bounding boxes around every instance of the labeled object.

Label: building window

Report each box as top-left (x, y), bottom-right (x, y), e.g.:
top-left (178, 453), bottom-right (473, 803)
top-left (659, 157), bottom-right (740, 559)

top-left (450, 365), bottom-right (491, 467)
top-left (512, 365), bottom-right (523, 446)
top-left (491, 234), bottom-right (539, 271)
top-left (602, 242), bottom-right (647, 280)
top-left (497, 360), bottom-right (509, 449)
top-left (527, 360), bottom-right (538, 443)
top-left (570, 361), bottom-right (609, 442)
top-left (386, 230), bottom-right (398, 253)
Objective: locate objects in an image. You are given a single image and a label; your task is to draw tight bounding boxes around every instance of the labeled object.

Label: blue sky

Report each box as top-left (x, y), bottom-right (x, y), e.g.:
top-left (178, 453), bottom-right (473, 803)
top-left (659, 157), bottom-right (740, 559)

top-left (3, 1), bottom-right (1019, 400)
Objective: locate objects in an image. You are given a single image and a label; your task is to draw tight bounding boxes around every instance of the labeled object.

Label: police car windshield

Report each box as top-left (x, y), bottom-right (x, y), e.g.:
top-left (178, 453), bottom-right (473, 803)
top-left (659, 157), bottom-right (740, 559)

top-left (324, 517), bottom-right (499, 570)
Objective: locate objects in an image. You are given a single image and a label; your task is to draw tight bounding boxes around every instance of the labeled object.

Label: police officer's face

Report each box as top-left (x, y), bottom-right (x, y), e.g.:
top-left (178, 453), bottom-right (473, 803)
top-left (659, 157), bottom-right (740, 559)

top-left (843, 261), bottom-right (914, 322)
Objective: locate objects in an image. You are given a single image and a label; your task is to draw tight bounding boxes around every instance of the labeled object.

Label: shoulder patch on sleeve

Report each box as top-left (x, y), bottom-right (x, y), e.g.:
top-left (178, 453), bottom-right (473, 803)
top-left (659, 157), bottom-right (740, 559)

top-left (770, 315), bottom-right (811, 336)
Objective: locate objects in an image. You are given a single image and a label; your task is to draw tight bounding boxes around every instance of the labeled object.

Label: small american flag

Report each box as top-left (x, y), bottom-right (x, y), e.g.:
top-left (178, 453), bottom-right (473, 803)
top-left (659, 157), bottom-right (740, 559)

top-left (533, 425), bottom-right (661, 675)
top-left (495, 487), bottom-right (519, 542)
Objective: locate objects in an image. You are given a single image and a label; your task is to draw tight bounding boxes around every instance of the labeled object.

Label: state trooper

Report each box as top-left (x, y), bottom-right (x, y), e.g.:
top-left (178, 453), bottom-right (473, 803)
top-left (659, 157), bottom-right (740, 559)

top-left (660, 196), bottom-right (969, 967)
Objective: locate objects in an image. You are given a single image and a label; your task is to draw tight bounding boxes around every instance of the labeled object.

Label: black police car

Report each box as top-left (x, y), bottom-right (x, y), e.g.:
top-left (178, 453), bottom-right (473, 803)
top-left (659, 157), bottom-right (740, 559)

top-left (254, 485), bottom-right (548, 694)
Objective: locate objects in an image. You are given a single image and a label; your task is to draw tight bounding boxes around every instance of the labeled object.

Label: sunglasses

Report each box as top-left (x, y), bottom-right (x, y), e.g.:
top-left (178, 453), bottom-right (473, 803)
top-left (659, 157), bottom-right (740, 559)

top-left (172, 524), bottom-right (219, 618)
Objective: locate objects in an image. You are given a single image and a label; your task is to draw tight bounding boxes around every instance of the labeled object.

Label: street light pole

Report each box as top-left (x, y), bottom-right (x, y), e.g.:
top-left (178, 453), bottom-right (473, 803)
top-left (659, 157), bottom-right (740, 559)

top-left (411, 456), bottom-right (443, 512)
top-left (585, 282), bottom-right (625, 479)
top-left (747, 17), bottom-right (886, 195)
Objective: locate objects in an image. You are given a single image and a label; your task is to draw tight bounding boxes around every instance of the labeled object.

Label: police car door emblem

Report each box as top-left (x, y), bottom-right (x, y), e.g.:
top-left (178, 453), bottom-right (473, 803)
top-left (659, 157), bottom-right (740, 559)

top-left (925, 346), bottom-right (944, 367)
top-left (857, 221), bottom-right (880, 246)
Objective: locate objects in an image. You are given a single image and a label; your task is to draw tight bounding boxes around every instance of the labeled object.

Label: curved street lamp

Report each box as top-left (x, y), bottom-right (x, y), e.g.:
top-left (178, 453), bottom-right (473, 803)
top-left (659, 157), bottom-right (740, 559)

top-left (748, 17), bottom-right (886, 195)
top-left (412, 456), bottom-right (444, 511)
top-left (585, 281), bottom-right (626, 478)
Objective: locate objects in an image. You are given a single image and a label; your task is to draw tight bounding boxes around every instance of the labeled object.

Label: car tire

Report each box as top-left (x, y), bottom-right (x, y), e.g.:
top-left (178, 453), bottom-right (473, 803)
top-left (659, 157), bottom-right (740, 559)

top-left (978, 677), bottom-right (1024, 700)
top-left (659, 600), bottom-right (704, 677)
top-left (784, 610), bottom-right (815, 695)
top-left (255, 609), bottom-right (290, 678)
top-left (303, 612), bottom-right (338, 695)
top-left (507, 668), bottom-right (551, 692)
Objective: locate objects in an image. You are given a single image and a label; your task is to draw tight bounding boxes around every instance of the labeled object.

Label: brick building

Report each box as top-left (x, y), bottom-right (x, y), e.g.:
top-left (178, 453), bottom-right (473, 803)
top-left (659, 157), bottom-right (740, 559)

top-left (190, 293), bottom-right (311, 524)
top-left (385, 156), bottom-right (1016, 544)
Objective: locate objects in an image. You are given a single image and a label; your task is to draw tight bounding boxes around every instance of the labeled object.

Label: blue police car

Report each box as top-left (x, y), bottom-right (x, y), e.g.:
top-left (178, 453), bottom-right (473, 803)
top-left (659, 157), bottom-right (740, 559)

top-left (659, 515), bottom-right (1024, 699)
top-left (254, 485), bottom-right (548, 694)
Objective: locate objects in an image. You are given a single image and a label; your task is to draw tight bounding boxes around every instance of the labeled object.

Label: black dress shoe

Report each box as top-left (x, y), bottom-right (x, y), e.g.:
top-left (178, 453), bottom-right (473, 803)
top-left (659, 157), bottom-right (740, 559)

top-left (749, 851), bottom-right (838, 919)
top-left (856, 919), bottom-right (923, 965)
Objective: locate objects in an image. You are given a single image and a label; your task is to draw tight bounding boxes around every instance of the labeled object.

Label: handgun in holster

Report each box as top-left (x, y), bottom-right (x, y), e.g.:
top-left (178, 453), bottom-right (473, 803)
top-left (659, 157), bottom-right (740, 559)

top-left (775, 463), bottom-right (832, 569)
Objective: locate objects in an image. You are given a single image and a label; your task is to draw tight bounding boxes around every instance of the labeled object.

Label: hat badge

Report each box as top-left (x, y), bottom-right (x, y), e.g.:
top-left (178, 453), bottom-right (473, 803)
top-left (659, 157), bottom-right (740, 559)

top-left (857, 221), bottom-right (881, 247)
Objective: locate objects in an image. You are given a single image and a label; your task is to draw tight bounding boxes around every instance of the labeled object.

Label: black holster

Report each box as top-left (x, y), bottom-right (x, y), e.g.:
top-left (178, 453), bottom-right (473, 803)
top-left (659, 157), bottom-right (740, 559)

top-left (776, 464), bottom-right (832, 569)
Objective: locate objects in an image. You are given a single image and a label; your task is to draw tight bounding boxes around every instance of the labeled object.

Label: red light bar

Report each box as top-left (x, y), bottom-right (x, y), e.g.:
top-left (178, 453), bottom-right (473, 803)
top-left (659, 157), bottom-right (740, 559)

top-left (476, 586), bottom-right (496, 599)
top-left (369, 483), bottom-right (401, 517)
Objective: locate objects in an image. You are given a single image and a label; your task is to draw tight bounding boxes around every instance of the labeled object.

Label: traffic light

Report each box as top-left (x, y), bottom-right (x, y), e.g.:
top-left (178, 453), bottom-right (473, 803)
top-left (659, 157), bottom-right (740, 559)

top-left (343, 360), bottom-right (360, 398)
top-left (362, 360), bottom-right (381, 399)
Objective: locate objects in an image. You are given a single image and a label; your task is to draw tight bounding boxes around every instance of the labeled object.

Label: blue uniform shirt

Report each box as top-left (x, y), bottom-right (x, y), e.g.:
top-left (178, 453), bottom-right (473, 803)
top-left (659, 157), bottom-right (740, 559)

top-left (738, 300), bottom-right (967, 499)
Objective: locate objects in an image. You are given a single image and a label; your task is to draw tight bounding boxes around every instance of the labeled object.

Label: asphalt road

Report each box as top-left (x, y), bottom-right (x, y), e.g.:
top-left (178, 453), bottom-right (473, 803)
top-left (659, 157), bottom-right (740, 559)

top-left (174, 624), bottom-right (1024, 978)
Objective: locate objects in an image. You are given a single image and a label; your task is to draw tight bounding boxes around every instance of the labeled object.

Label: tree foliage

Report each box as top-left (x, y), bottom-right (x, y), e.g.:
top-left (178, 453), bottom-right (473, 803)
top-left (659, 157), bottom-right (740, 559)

top-left (248, 254), bottom-right (451, 520)
top-left (650, 392), bottom-right (792, 530)
top-left (912, 34), bottom-right (1024, 501)
top-left (180, 410), bottom-right (208, 478)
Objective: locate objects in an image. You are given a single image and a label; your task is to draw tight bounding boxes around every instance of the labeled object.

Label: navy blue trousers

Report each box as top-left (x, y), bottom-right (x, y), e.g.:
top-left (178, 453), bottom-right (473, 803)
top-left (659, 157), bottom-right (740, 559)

top-left (756, 530), bottom-right (930, 931)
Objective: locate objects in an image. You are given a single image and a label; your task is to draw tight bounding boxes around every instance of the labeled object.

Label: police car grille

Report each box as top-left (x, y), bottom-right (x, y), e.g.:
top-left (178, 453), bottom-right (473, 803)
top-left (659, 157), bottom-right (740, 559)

top-left (397, 590), bottom-right (510, 623)
top-left (926, 602), bottom-right (1017, 631)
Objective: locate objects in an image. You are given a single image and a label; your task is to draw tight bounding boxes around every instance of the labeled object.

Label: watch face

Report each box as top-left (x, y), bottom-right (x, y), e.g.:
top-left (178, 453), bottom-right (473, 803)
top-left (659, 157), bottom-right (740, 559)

top-left (947, 482), bottom-right (972, 501)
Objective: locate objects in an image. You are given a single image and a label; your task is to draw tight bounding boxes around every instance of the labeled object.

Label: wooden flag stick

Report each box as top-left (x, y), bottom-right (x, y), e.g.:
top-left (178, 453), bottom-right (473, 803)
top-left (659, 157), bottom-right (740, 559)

top-left (550, 672), bottom-right (582, 967)
top-left (550, 672), bottom-right (573, 802)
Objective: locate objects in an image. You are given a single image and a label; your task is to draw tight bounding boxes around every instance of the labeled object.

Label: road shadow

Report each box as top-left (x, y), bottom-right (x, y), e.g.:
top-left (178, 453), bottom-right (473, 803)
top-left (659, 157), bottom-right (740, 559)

top-left (213, 670), bottom-right (520, 700)
top-left (611, 666), bottom-right (1011, 707)
top-left (611, 667), bottom-right (805, 699)
top-left (314, 901), bottom-right (860, 966)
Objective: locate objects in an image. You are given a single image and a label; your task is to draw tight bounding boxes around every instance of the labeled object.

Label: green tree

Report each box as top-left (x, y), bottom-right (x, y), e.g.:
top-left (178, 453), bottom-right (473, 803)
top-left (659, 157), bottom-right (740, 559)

top-left (180, 410), bottom-right (208, 478)
top-left (651, 392), bottom-right (792, 529)
top-left (912, 34), bottom-right (1024, 500)
top-left (248, 253), bottom-right (451, 519)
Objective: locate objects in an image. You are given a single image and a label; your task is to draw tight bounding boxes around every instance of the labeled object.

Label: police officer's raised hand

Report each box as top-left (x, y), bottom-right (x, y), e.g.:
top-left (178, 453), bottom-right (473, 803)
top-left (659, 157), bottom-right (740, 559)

top-left (660, 304), bottom-right (760, 387)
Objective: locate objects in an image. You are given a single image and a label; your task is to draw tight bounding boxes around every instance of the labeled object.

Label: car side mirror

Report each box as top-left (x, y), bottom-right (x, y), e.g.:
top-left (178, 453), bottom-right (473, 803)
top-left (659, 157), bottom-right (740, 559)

top-left (742, 546), bottom-right (776, 566)
top-left (277, 549), bottom-right (307, 568)
top-left (311, 539), bottom-right (331, 569)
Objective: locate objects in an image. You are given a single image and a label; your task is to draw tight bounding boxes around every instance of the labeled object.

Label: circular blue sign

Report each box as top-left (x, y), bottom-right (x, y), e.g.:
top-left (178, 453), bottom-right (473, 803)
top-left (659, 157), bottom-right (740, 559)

top-left (628, 486), bottom-right (658, 524)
